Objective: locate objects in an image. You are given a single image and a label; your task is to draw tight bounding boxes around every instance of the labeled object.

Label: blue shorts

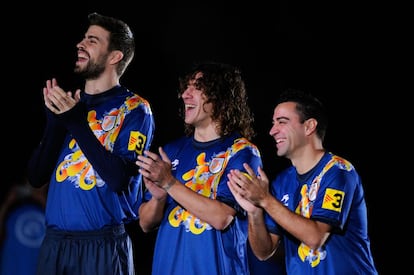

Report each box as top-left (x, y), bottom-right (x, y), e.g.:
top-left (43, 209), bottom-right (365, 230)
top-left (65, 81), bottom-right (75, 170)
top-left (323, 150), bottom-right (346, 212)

top-left (36, 224), bottom-right (135, 275)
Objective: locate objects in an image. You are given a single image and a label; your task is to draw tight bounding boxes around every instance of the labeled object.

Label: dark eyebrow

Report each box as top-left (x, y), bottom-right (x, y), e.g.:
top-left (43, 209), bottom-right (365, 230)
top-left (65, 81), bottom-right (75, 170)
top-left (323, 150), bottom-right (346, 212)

top-left (85, 34), bottom-right (100, 41)
top-left (276, 116), bottom-right (289, 121)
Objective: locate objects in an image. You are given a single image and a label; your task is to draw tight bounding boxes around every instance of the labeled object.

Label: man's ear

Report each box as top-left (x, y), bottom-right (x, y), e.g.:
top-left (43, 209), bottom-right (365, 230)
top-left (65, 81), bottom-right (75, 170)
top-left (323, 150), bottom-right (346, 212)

top-left (109, 50), bottom-right (124, 65)
top-left (304, 118), bottom-right (318, 136)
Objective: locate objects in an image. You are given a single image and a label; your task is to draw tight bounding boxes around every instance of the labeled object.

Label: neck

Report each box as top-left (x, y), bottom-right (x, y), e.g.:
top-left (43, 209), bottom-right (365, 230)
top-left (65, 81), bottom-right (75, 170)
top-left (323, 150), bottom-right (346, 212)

top-left (291, 149), bottom-right (325, 175)
top-left (84, 73), bottom-right (120, 95)
top-left (193, 127), bottom-right (220, 142)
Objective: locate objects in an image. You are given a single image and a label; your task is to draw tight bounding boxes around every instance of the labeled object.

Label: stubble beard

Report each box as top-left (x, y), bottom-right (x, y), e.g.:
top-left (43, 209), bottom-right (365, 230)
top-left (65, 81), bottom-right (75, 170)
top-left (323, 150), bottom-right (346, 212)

top-left (74, 54), bottom-right (108, 80)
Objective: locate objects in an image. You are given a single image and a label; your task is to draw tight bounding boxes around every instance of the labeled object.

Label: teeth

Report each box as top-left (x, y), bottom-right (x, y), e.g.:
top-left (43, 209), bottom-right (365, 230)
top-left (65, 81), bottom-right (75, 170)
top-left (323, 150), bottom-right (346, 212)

top-left (185, 104), bottom-right (196, 111)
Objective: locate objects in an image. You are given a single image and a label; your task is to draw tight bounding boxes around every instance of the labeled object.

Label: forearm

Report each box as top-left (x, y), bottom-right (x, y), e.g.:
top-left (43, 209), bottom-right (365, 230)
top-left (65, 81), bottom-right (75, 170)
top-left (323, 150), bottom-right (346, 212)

top-left (247, 209), bottom-right (279, 260)
top-left (166, 180), bottom-right (236, 230)
top-left (139, 198), bottom-right (166, 232)
top-left (27, 110), bottom-right (66, 187)
top-left (58, 105), bottom-right (137, 192)
top-left (262, 194), bottom-right (330, 249)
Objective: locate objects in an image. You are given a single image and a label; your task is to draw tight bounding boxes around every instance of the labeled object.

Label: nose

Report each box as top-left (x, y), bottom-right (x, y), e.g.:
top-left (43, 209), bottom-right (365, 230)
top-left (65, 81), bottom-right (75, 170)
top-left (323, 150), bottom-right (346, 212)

top-left (181, 87), bottom-right (193, 99)
top-left (269, 124), bottom-right (278, 137)
top-left (76, 39), bottom-right (86, 50)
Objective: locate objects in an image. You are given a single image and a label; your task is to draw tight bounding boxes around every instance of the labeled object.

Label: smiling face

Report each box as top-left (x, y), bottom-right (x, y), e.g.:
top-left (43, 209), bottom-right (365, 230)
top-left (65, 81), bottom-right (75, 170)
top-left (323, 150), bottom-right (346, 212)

top-left (74, 25), bottom-right (111, 80)
top-left (269, 101), bottom-right (308, 159)
top-left (181, 72), bottom-right (214, 130)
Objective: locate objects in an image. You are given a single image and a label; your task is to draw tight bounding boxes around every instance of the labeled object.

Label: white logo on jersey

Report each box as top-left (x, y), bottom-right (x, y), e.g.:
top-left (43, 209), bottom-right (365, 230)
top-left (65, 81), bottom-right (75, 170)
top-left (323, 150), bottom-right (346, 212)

top-left (171, 159), bottom-right (179, 170)
top-left (281, 194), bottom-right (289, 206)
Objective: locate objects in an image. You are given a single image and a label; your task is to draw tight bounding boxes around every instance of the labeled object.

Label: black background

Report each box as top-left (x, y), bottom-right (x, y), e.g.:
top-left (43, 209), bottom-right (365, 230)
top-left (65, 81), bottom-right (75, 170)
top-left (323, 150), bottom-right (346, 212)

top-left (3, 2), bottom-right (389, 274)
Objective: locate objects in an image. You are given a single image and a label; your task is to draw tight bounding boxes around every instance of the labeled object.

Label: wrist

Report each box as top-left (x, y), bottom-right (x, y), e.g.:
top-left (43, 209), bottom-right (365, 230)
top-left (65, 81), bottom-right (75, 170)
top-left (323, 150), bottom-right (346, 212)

top-left (162, 179), bottom-right (176, 191)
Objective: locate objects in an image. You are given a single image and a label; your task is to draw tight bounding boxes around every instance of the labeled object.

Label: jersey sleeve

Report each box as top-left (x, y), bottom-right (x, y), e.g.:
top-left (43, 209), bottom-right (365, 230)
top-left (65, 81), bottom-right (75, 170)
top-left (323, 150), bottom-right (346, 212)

top-left (217, 140), bottom-right (263, 213)
top-left (27, 108), bottom-right (67, 188)
top-left (311, 164), bottom-right (359, 230)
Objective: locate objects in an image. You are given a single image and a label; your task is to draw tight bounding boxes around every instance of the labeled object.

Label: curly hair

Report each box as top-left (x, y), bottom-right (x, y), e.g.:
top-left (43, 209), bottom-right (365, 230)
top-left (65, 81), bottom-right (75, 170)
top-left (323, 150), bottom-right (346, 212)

top-left (178, 62), bottom-right (255, 140)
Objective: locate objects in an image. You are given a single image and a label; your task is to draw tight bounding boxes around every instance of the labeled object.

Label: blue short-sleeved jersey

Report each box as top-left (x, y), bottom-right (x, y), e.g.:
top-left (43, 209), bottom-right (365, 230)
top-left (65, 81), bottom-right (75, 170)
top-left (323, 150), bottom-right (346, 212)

top-left (145, 133), bottom-right (264, 275)
top-left (265, 152), bottom-right (378, 274)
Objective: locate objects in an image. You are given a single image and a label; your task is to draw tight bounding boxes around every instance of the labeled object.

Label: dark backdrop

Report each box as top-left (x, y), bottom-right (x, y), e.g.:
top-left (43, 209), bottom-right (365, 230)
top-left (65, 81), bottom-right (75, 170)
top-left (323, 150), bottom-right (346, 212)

top-left (3, 2), bottom-right (388, 274)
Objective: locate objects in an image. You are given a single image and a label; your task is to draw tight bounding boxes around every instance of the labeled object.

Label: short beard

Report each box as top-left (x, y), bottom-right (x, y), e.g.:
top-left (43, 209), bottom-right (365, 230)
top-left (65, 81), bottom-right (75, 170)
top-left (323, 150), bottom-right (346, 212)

top-left (75, 62), bottom-right (105, 80)
top-left (74, 53), bottom-right (108, 80)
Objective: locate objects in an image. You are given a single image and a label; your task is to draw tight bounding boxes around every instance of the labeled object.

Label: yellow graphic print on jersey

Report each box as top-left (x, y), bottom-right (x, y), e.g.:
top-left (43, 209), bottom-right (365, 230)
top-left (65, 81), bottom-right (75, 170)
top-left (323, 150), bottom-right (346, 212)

top-left (322, 188), bottom-right (344, 212)
top-left (295, 155), bottom-right (351, 268)
top-left (128, 131), bottom-right (147, 155)
top-left (168, 138), bottom-right (255, 235)
top-left (55, 95), bottom-right (143, 190)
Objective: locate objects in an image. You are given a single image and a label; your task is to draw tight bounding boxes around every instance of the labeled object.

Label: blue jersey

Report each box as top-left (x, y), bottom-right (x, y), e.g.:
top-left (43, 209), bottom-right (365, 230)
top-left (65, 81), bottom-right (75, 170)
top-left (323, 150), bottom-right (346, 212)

top-left (0, 203), bottom-right (45, 275)
top-left (45, 86), bottom-right (154, 230)
top-left (145, 133), bottom-right (262, 275)
top-left (265, 152), bottom-right (377, 274)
